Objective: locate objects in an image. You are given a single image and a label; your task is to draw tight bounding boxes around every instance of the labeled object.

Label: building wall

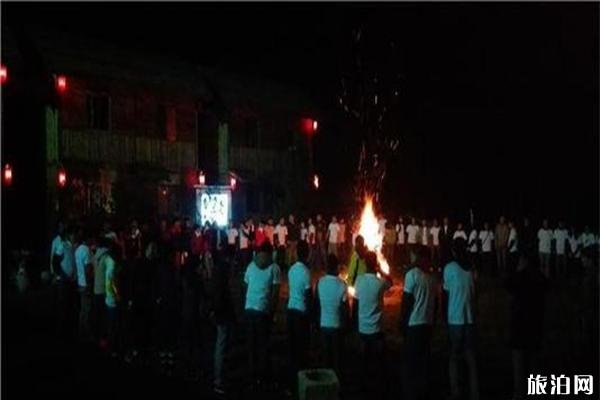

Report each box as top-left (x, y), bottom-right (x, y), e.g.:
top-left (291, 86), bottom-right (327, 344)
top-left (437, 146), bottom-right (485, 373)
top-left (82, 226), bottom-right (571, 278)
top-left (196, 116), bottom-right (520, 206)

top-left (54, 75), bottom-right (200, 220)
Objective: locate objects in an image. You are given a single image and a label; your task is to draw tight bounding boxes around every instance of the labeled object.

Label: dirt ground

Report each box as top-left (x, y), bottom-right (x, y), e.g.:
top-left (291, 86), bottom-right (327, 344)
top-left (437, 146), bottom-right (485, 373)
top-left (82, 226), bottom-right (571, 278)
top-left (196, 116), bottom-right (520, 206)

top-left (4, 261), bottom-right (598, 400)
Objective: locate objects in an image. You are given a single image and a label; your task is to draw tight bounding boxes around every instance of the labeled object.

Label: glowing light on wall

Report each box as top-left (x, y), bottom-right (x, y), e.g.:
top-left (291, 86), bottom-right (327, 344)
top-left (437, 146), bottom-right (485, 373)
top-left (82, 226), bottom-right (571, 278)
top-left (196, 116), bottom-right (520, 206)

top-left (301, 118), bottom-right (318, 135)
top-left (3, 164), bottom-right (13, 186)
top-left (56, 75), bottom-right (67, 92)
top-left (0, 65), bottom-right (8, 85)
top-left (58, 168), bottom-right (67, 188)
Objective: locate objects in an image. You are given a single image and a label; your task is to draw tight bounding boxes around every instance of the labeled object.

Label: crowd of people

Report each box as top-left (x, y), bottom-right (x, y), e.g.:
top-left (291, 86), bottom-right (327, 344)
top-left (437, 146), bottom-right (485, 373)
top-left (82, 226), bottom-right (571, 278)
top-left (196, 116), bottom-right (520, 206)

top-left (46, 212), bottom-right (599, 399)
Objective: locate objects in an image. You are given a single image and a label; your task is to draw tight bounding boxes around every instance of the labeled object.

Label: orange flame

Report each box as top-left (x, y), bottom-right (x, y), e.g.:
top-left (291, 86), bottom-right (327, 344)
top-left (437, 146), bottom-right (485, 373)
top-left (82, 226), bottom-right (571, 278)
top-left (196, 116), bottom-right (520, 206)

top-left (357, 196), bottom-right (390, 275)
top-left (347, 196), bottom-right (390, 297)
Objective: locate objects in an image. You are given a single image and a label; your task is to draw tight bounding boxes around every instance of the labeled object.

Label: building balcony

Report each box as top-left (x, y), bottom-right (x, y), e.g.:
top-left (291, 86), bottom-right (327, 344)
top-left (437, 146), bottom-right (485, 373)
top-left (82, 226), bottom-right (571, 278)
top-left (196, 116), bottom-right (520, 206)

top-left (60, 129), bottom-right (196, 172)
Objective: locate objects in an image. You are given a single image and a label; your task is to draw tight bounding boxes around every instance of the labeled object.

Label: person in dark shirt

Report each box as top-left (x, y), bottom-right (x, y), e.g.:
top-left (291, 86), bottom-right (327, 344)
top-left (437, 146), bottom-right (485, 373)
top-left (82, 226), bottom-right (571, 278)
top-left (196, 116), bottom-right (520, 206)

top-left (154, 239), bottom-right (178, 374)
top-left (287, 214), bottom-right (300, 266)
top-left (128, 237), bottom-right (158, 362)
top-left (519, 218), bottom-right (536, 257)
top-left (180, 256), bottom-right (207, 380)
top-left (210, 250), bottom-right (236, 395)
top-left (505, 254), bottom-right (547, 400)
top-left (439, 217), bottom-right (454, 267)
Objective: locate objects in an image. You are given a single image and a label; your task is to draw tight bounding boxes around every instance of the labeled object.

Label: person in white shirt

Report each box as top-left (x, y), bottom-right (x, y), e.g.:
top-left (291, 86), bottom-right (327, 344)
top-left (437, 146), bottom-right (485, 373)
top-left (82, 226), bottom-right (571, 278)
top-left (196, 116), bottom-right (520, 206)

top-left (239, 222), bottom-right (252, 268)
top-left (286, 241), bottom-right (312, 385)
top-left (327, 216), bottom-right (341, 258)
top-left (300, 221), bottom-right (308, 242)
top-left (420, 220), bottom-right (430, 247)
top-left (478, 222), bottom-right (495, 276)
top-left (429, 219), bottom-right (441, 269)
top-left (378, 216), bottom-right (387, 237)
top-left (400, 245), bottom-right (437, 400)
top-left (75, 232), bottom-right (94, 341)
top-left (442, 239), bottom-right (479, 400)
top-left (406, 218), bottom-right (420, 259)
top-left (453, 223), bottom-right (468, 242)
top-left (315, 253), bottom-right (348, 374)
top-left (568, 227), bottom-right (581, 263)
top-left (507, 221), bottom-right (519, 275)
top-left (50, 222), bottom-right (66, 277)
top-left (243, 241), bottom-right (281, 386)
top-left (307, 218), bottom-right (317, 266)
top-left (467, 226), bottom-right (479, 272)
top-left (226, 222), bottom-right (238, 259)
top-left (265, 218), bottom-right (275, 246)
top-left (354, 251), bottom-right (393, 396)
top-left (396, 216), bottom-right (406, 267)
top-left (274, 218), bottom-right (288, 271)
top-left (580, 226), bottom-right (596, 252)
top-left (339, 218), bottom-right (348, 260)
top-left (553, 221), bottom-right (569, 277)
top-left (54, 228), bottom-right (77, 338)
top-left (537, 219), bottom-right (553, 278)
top-left (274, 218), bottom-right (288, 248)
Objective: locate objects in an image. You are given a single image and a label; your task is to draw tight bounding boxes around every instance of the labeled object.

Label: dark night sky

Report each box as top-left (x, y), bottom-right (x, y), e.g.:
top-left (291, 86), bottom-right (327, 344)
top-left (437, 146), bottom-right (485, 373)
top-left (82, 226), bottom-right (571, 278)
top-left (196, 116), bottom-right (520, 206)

top-left (4, 2), bottom-right (599, 226)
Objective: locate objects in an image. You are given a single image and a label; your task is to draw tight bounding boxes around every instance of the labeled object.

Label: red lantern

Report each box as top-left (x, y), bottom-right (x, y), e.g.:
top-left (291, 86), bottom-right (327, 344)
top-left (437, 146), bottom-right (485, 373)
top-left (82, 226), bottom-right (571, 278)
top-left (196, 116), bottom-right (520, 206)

top-left (230, 176), bottom-right (237, 190)
top-left (301, 118), bottom-right (318, 135)
top-left (198, 171), bottom-right (206, 186)
top-left (313, 174), bottom-right (319, 189)
top-left (0, 65), bottom-right (7, 85)
top-left (56, 75), bottom-right (67, 93)
top-left (58, 168), bottom-right (67, 188)
top-left (3, 163), bottom-right (13, 186)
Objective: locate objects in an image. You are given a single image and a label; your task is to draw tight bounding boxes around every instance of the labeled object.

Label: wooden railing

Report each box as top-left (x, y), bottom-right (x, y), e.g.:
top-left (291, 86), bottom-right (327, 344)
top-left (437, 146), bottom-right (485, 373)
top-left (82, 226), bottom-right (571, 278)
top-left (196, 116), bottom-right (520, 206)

top-left (61, 129), bottom-right (196, 171)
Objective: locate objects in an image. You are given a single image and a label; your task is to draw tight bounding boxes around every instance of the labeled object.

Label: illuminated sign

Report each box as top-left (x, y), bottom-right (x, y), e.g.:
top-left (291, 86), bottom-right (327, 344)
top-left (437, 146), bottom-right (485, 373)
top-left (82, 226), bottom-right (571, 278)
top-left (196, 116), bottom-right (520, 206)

top-left (196, 187), bottom-right (231, 227)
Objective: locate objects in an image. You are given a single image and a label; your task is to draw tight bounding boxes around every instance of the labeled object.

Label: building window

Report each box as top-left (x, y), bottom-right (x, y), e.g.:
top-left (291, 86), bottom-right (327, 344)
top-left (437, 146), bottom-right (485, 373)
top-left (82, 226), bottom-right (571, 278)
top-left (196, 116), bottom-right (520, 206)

top-left (158, 104), bottom-right (177, 142)
top-left (86, 94), bottom-right (110, 130)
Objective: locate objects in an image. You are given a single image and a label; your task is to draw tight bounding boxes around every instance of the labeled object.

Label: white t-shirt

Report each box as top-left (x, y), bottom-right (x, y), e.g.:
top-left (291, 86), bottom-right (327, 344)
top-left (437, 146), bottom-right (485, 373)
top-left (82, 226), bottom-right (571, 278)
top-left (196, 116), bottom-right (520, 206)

top-left (581, 233), bottom-right (596, 249)
top-left (378, 219), bottom-right (387, 236)
top-left (396, 224), bottom-right (405, 245)
top-left (308, 224), bottom-right (316, 245)
top-left (508, 228), bottom-right (518, 253)
top-left (328, 222), bottom-right (341, 244)
top-left (421, 227), bottom-right (429, 246)
top-left (317, 275), bottom-right (347, 329)
top-left (479, 230), bottom-right (494, 253)
top-left (240, 227), bottom-right (250, 249)
top-left (300, 227), bottom-right (308, 242)
top-left (287, 261), bottom-right (311, 312)
top-left (569, 235), bottom-right (580, 258)
top-left (538, 228), bottom-right (553, 254)
top-left (75, 244), bottom-right (92, 288)
top-left (453, 230), bottom-right (467, 241)
top-left (553, 229), bottom-right (568, 255)
top-left (244, 261), bottom-right (282, 312)
top-left (406, 224), bottom-right (419, 244)
top-left (274, 224), bottom-right (288, 246)
top-left (443, 261), bottom-right (475, 325)
top-left (227, 228), bottom-right (238, 245)
top-left (403, 267), bottom-right (436, 326)
top-left (430, 226), bottom-right (440, 247)
top-left (467, 230), bottom-right (478, 253)
top-left (354, 273), bottom-right (390, 334)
